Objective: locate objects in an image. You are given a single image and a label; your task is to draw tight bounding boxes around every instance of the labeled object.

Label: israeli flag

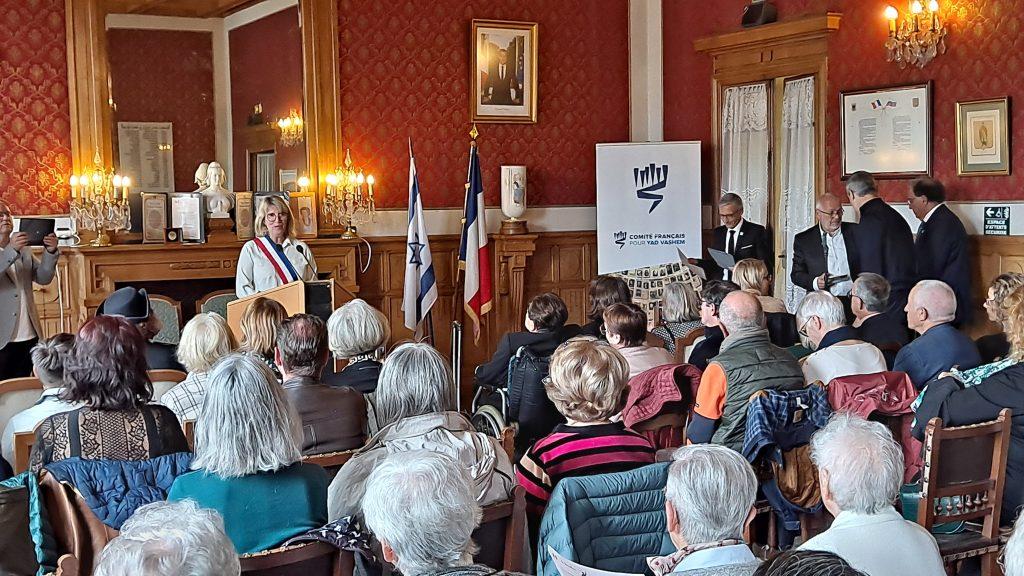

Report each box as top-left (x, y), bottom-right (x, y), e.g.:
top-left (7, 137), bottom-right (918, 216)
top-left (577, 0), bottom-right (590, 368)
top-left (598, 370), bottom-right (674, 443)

top-left (402, 140), bottom-right (438, 337)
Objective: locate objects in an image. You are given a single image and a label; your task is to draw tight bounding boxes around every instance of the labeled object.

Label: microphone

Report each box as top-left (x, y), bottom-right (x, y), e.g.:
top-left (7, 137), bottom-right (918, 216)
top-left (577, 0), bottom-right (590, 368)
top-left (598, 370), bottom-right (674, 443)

top-left (295, 243), bottom-right (317, 277)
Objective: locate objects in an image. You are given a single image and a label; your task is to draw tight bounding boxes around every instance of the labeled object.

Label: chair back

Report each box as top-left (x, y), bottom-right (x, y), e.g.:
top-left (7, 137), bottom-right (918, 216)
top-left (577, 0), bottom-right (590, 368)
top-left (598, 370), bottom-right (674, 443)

top-left (13, 431), bottom-right (35, 474)
top-left (672, 331), bottom-right (702, 364)
top-left (0, 377), bottom-right (43, 436)
top-left (765, 312), bottom-right (799, 347)
top-left (148, 369), bottom-right (187, 401)
top-left (148, 295), bottom-right (183, 345)
top-left (38, 471), bottom-right (119, 576)
top-left (240, 541), bottom-right (351, 576)
top-left (472, 486), bottom-right (527, 573)
top-left (197, 289), bottom-right (239, 318)
top-left (302, 450), bottom-right (356, 469)
top-left (182, 419), bottom-right (195, 450)
top-left (917, 409), bottom-right (1012, 537)
top-left (55, 554), bottom-right (80, 576)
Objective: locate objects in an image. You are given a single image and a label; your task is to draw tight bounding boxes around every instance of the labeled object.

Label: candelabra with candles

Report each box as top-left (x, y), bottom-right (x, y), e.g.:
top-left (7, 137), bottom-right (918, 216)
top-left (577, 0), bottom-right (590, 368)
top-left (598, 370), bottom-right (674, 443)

top-left (68, 153), bottom-right (132, 247)
top-left (884, 1), bottom-right (947, 69)
top-left (321, 149), bottom-right (376, 239)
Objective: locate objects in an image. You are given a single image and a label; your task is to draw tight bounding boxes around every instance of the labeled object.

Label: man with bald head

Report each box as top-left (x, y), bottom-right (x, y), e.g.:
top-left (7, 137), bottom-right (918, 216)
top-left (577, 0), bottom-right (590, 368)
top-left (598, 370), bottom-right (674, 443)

top-left (791, 194), bottom-right (859, 297)
top-left (687, 291), bottom-right (804, 451)
top-left (894, 280), bottom-right (981, 389)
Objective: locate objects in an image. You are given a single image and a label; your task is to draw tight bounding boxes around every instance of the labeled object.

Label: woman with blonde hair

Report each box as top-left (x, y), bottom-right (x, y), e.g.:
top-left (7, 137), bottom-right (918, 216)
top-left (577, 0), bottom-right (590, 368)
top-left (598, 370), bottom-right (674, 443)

top-left (976, 272), bottom-right (1024, 363)
top-left (162, 312), bottom-right (237, 423)
top-left (238, 297), bottom-right (286, 380)
top-left (236, 195), bottom-right (318, 297)
top-left (515, 338), bottom-right (655, 516)
top-left (733, 258), bottom-right (788, 314)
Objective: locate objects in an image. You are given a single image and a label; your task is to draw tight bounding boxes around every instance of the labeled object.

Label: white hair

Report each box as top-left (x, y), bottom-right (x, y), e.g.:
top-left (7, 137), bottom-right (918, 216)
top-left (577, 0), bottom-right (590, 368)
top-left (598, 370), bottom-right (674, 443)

top-left (191, 353), bottom-right (302, 477)
top-left (362, 451), bottom-right (482, 575)
top-left (911, 280), bottom-right (957, 323)
top-left (810, 412), bottom-right (903, 514)
top-left (327, 299), bottom-right (390, 359)
top-left (667, 445), bottom-right (757, 544)
top-left (796, 291), bottom-right (846, 329)
top-left (375, 343), bottom-right (455, 427)
top-left (176, 313), bottom-right (236, 373)
top-left (661, 282), bottom-right (701, 323)
top-left (1005, 513), bottom-right (1024, 576)
top-left (94, 500), bottom-right (239, 576)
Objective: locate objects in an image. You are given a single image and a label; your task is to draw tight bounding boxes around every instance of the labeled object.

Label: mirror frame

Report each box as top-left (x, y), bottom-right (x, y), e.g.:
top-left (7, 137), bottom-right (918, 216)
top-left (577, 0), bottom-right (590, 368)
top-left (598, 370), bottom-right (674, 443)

top-left (64, 0), bottom-right (343, 234)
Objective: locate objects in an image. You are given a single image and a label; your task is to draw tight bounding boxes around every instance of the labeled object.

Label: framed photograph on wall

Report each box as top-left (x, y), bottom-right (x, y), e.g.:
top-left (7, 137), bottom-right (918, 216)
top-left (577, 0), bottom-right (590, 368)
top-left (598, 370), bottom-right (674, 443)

top-left (471, 20), bottom-right (538, 123)
top-left (841, 82), bottom-right (932, 178)
top-left (957, 97), bottom-right (1010, 176)
top-left (290, 192), bottom-right (318, 239)
top-left (141, 193), bottom-right (167, 244)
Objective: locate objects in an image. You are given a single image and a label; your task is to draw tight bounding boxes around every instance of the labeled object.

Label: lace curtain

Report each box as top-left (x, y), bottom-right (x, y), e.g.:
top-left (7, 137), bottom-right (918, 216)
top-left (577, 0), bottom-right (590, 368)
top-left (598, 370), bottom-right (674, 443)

top-left (780, 77), bottom-right (816, 312)
top-left (721, 83), bottom-right (770, 226)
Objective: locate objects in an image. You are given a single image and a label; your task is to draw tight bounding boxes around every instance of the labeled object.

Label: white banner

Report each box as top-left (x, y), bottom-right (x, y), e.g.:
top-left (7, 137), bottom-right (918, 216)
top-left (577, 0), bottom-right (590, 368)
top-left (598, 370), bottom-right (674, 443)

top-left (596, 141), bottom-right (702, 274)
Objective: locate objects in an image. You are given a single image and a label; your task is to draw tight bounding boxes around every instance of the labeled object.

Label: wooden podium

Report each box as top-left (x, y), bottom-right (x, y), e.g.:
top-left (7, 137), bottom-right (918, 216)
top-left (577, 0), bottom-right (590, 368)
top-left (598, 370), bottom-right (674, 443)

top-left (225, 280), bottom-right (356, 340)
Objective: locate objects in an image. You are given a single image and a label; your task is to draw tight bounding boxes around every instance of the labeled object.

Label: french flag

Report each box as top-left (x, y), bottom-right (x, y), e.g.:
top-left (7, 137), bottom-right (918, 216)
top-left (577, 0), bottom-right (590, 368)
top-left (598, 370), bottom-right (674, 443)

top-left (459, 143), bottom-right (493, 340)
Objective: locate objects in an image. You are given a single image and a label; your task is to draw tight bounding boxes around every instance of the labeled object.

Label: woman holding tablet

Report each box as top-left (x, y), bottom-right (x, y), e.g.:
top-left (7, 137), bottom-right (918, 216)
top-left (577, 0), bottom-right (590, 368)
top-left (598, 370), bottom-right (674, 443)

top-left (236, 196), bottom-right (318, 297)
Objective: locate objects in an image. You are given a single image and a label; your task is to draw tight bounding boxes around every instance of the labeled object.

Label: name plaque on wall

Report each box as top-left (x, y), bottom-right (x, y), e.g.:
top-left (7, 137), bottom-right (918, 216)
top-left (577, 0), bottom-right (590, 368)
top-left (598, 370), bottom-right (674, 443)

top-left (117, 121), bottom-right (175, 193)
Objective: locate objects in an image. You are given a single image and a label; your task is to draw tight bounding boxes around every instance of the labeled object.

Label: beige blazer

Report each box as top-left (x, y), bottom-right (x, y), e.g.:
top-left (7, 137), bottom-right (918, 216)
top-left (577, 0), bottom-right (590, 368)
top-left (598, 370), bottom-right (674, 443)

top-left (0, 244), bottom-right (58, 348)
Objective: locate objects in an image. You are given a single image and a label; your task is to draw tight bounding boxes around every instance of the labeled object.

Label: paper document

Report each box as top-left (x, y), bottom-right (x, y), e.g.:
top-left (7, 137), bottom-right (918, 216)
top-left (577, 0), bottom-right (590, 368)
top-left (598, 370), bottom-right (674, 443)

top-left (707, 248), bottom-right (736, 270)
top-left (676, 248), bottom-right (706, 280)
top-left (548, 547), bottom-right (641, 576)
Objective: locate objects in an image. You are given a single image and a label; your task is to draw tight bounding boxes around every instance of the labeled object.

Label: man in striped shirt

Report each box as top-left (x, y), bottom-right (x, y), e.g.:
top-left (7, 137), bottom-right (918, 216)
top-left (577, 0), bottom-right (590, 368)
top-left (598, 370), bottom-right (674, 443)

top-left (516, 339), bottom-right (655, 516)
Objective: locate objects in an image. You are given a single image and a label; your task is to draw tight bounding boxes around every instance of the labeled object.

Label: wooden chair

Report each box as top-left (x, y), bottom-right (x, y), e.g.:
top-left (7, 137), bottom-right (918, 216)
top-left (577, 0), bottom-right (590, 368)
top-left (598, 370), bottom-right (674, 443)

top-left (302, 449), bottom-right (356, 469)
top-left (498, 426), bottom-right (516, 462)
top-left (917, 409), bottom-right (1012, 576)
top-left (0, 376), bottom-right (43, 436)
top-left (672, 331), bottom-right (703, 364)
top-left (240, 541), bottom-right (352, 576)
top-left (13, 430), bottom-right (35, 474)
top-left (182, 419), bottom-right (195, 450)
top-left (55, 554), bottom-right (80, 576)
top-left (148, 295), bottom-right (183, 346)
top-left (472, 485), bottom-right (528, 573)
top-left (147, 369), bottom-right (187, 402)
top-left (196, 289), bottom-right (239, 319)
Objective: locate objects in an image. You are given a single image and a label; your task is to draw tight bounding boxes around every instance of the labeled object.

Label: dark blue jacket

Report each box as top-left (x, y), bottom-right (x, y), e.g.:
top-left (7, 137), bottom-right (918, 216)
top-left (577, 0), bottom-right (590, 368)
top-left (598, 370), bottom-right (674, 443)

top-left (44, 453), bottom-right (193, 530)
top-left (914, 204), bottom-right (972, 326)
top-left (893, 323), bottom-right (981, 389)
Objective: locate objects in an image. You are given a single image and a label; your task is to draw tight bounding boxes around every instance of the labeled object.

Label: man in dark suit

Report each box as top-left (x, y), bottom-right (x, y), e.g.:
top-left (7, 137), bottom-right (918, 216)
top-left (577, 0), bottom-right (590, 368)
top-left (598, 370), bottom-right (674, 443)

top-left (909, 178), bottom-right (971, 326)
top-left (846, 171), bottom-right (917, 316)
top-left (705, 193), bottom-right (773, 282)
top-left (791, 193), bottom-right (859, 296)
top-left (484, 48), bottom-right (519, 106)
top-left (475, 292), bottom-right (580, 387)
top-left (97, 286), bottom-right (185, 372)
top-left (851, 272), bottom-right (907, 368)
top-left (894, 280), bottom-right (981, 389)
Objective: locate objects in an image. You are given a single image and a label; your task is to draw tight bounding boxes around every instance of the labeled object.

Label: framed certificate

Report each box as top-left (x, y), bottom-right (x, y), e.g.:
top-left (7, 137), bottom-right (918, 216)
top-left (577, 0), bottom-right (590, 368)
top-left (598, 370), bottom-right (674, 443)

top-left (841, 82), bottom-right (932, 179)
top-left (169, 192), bottom-right (206, 243)
top-left (141, 193), bottom-right (167, 243)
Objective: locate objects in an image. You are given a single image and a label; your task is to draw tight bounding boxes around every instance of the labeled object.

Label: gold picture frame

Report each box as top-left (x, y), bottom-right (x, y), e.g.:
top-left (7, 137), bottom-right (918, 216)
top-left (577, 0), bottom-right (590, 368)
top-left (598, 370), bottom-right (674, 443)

top-left (290, 192), bottom-right (318, 239)
top-left (235, 192), bottom-right (254, 240)
top-left (956, 97), bottom-right (1010, 176)
top-left (471, 20), bottom-right (538, 124)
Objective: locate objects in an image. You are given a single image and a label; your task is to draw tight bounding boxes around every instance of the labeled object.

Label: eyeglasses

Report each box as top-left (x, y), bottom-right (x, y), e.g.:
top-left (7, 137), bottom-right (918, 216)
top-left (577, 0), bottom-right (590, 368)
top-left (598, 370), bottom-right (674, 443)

top-left (798, 316), bottom-right (814, 338)
top-left (599, 324), bottom-right (607, 336)
top-left (816, 209), bottom-right (842, 218)
top-left (265, 212), bottom-right (287, 222)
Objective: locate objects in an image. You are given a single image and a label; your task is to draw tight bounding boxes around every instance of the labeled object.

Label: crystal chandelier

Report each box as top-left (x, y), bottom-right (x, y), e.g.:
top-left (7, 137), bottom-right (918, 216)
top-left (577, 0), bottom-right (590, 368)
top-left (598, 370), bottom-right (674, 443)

top-left (321, 149), bottom-right (376, 239)
top-left (68, 151), bottom-right (132, 247)
top-left (276, 109), bottom-right (304, 147)
top-left (884, 1), bottom-right (947, 69)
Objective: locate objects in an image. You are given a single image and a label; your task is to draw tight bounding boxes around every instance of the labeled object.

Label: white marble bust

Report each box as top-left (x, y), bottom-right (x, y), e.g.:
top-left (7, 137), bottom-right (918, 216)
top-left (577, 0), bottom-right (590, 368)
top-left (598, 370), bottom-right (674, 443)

top-left (201, 162), bottom-right (234, 218)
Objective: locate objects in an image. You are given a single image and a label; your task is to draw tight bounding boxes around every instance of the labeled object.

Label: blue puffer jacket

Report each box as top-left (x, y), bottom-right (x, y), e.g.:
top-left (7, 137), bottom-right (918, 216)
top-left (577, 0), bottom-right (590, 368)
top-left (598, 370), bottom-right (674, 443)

top-left (44, 452), bottom-right (193, 530)
top-left (536, 462), bottom-right (675, 576)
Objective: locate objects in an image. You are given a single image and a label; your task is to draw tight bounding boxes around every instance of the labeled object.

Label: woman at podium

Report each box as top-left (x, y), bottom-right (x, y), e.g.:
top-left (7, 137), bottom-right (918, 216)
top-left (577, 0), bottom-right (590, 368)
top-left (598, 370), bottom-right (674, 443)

top-left (236, 196), bottom-right (318, 297)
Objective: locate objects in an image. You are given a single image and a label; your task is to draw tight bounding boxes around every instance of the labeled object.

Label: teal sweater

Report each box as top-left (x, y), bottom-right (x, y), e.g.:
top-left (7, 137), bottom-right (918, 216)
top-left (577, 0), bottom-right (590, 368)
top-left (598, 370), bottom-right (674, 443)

top-left (168, 462), bottom-right (328, 554)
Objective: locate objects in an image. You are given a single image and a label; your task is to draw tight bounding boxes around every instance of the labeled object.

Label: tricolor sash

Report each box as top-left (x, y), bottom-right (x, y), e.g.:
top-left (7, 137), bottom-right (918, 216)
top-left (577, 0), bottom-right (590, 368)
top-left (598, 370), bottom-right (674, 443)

top-left (254, 235), bottom-right (300, 285)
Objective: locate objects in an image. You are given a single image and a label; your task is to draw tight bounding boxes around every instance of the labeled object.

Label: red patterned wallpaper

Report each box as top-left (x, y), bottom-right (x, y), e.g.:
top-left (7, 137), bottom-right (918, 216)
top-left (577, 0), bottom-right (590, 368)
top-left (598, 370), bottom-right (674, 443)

top-left (229, 6), bottom-right (305, 190)
top-left (339, 0), bottom-right (630, 208)
top-left (108, 28), bottom-right (216, 192)
top-left (0, 0), bottom-right (72, 214)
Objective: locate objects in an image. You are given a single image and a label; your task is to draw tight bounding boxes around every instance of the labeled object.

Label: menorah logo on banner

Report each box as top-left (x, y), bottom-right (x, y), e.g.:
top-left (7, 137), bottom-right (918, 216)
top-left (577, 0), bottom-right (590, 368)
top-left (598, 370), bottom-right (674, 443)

top-left (634, 163), bottom-right (669, 213)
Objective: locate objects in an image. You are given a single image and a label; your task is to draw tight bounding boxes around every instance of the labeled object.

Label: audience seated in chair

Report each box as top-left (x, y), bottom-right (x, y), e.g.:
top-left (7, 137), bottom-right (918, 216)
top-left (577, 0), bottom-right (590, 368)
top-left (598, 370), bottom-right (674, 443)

top-left (30, 316), bottom-right (187, 473)
top-left (97, 286), bottom-right (184, 372)
top-left (1, 333), bottom-right (78, 460)
top-left (94, 500), bottom-right (240, 576)
top-left (733, 258), bottom-right (788, 314)
top-left (1005, 513), bottom-right (1024, 576)
top-left (516, 339), bottom-right (655, 517)
top-left (160, 313), bottom-right (236, 425)
top-left (363, 450), bottom-right (524, 576)
top-left (850, 273), bottom-right (907, 369)
top-left (688, 280), bottom-right (740, 371)
top-left (604, 302), bottom-right (674, 379)
top-left (800, 413), bottom-right (944, 576)
top-left (753, 550), bottom-right (867, 576)
top-left (647, 445), bottom-right (760, 576)
top-left (579, 275), bottom-right (632, 338)
top-left (169, 353), bottom-right (327, 554)
top-left (687, 291), bottom-right (803, 452)
top-left (238, 297), bottom-right (287, 381)
top-left (795, 291), bottom-right (886, 385)
top-left (652, 282), bottom-right (704, 356)
top-left (894, 280), bottom-right (981, 389)
top-left (328, 343), bottom-right (514, 521)
top-left (322, 298), bottom-right (389, 393)
top-left (977, 272), bottom-right (1024, 364)
top-left (278, 314), bottom-right (366, 455)
top-left (476, 292), bottom-right (580, 388)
